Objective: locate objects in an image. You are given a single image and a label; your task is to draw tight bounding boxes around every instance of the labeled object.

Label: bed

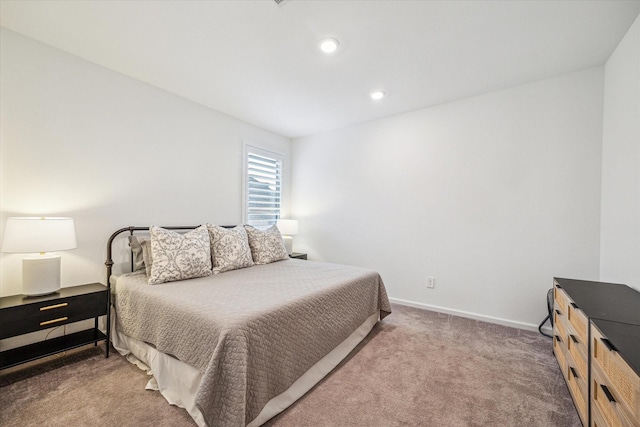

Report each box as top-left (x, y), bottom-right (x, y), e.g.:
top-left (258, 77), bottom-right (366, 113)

top-left (105, 225), bottom-right (391, 427)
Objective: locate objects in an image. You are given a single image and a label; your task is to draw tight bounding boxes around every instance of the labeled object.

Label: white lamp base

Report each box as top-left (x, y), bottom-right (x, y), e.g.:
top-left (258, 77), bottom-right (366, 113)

top-left (282, 236), bottom-right (293, 255)
top-left (22, 254), bottom-right (61, 296)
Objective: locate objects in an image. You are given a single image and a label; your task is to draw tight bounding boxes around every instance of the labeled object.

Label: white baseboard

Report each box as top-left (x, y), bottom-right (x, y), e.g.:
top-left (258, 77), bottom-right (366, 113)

top-left (389, 297), bottom-right (552, 334)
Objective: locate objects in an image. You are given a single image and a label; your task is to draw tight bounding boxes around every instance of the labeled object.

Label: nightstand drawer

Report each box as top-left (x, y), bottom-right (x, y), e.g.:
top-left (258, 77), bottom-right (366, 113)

top-left (0, 291), bottom-right (107, 339)
top-left (1, 302), bottom-right (106, 338)
top-left (0, 290), bottom-right (106, 322)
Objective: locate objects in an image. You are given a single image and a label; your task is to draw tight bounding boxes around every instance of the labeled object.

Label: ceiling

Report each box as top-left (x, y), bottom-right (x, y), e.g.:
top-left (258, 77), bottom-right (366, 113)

top-left (1, 1), bottom-right (639, 139)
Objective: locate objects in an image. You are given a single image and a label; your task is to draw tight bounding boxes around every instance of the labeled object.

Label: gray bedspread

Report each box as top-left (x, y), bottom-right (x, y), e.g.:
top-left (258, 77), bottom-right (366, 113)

top-left (115, 259), bottom-right (391, 426)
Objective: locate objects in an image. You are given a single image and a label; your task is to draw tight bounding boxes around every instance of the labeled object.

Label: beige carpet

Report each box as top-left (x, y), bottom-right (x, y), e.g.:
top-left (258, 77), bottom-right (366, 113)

top-left (0, 303), bottom-right (580, 426)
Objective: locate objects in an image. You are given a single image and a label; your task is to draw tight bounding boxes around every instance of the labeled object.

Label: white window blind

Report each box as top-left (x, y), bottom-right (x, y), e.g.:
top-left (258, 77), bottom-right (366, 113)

top-left (244, 146), bottom-right (283, 228)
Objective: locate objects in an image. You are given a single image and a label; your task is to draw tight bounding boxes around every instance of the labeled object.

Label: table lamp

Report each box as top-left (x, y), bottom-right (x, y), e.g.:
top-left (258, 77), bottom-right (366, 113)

top-left (2, 217), bottom-right (77, 296)
top-left (276, 219), bottom-right (298, 255)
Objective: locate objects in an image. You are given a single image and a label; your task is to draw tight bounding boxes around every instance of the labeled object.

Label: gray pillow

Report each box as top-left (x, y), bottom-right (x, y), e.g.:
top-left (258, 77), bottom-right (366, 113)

top-left (141, 238), bottom-right (153, 277)
top-left (128, 235), bottom-right (147, 272)
top-left (128, 235), bottom-right (153, 276)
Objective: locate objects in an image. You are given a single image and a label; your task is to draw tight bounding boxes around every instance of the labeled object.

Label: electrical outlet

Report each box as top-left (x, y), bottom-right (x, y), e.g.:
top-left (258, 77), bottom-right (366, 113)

top-left (427, 276), bottom-right (435, 289)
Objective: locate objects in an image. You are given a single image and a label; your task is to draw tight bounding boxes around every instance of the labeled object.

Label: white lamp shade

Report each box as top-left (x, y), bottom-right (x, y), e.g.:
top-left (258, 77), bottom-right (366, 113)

top-left (276, 219), bottom-right (298, 236)
top-left (2, 217), bottom-right (77, 253)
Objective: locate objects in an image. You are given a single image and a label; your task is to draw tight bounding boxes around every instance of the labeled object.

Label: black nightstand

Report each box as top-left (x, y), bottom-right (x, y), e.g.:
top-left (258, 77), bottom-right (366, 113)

top-left (290, 253), bottom-right (307, 260)
top-left (0, 283), bottom-right (109, 370)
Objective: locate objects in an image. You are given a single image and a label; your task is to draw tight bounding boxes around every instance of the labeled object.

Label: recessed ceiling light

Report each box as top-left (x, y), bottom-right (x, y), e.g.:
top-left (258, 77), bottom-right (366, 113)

top-left (319, 38), bottom-right (340, 54)
top-left (370, 91), bottom-right (386, 100)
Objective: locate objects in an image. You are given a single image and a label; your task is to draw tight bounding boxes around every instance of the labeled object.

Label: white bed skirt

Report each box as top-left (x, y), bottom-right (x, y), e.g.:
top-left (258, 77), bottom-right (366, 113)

top-left (111, 308), bottom-right (379, 426)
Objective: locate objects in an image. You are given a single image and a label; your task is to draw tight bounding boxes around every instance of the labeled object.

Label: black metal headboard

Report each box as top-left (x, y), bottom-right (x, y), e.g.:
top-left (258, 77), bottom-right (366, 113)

top-left (105, 225), bottom-right (201, 285)
top-left (105, 224), bottom-right (237, 284)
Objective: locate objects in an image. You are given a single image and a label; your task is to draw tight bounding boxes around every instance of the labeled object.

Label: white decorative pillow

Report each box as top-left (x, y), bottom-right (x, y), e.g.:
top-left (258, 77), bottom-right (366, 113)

top-left (206, 224), bottom-right (254, 274)
top-left (148, 225), bottom-right (212, 285)
top-left (244, 225), bottom-right (289, 265)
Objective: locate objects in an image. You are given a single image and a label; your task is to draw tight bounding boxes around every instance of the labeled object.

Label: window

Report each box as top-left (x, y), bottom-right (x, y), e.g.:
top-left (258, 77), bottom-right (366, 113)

top-left (244, 145), bottom-right (283, 228)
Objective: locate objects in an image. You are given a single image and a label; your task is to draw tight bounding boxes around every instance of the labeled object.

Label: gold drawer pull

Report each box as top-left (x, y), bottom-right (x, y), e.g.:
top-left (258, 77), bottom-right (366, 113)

top-left (40, 317), bottom-right (68, 326)
top-left (40, 303), bottom-right (68, 311)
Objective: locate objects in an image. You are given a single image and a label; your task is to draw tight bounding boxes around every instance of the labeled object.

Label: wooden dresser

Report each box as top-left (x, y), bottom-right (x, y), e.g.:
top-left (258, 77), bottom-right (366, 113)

top-left (552, 278), bottom-right (640, 427)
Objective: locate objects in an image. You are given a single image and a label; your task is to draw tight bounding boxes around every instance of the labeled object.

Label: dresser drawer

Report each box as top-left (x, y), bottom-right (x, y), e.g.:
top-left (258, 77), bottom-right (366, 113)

top-left (591, 399), bottom-right (609, 427)
top-left (554, 308), bottom-right (568, 342)
top-left (555, 282), bottom-right (589, 344)
top-left (0, 290), bottom-right (107, 339)
top-left (567, 331), bottom-right (588, 380)
top-left (591, 392), bottom-right (632, 427)
top-left (592, 325), bottom-right (640, 423)
top-left (566, 356), bottom-right (588, 426)
top-left (554, 283), bottom-right (568, 315)
top-left (554, 334), bottom-right (567, 377)
top-left (567, 302), bottom-right (588, 344)
top-left (593, 366), bottom-right (636, 427)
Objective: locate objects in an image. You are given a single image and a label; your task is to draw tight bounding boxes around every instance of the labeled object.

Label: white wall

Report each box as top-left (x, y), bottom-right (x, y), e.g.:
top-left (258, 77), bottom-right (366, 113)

top-left (1, 23), bottom-right (622, 336)
top-left (600, 15), bottom-right (640, 291)
top-left (0, 28), bottom-right (291, 297)
top-left (292, 68), bottom-right (604, 329)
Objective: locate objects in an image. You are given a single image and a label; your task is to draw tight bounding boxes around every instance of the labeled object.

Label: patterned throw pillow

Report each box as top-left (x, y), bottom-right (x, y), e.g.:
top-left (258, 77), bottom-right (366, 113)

top-left (206, 224), bottom-right (254, 274)
top-left (148, 225), bottom-right (212, 285)
top-left (244, 225), bottom-right (289, 265)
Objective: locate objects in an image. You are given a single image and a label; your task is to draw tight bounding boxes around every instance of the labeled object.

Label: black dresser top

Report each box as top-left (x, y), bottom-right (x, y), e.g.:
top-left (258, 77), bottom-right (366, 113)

top-left (591, 318), bottom-right (640, 376)
top-left (554, 277), bottom-right (640, 325)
